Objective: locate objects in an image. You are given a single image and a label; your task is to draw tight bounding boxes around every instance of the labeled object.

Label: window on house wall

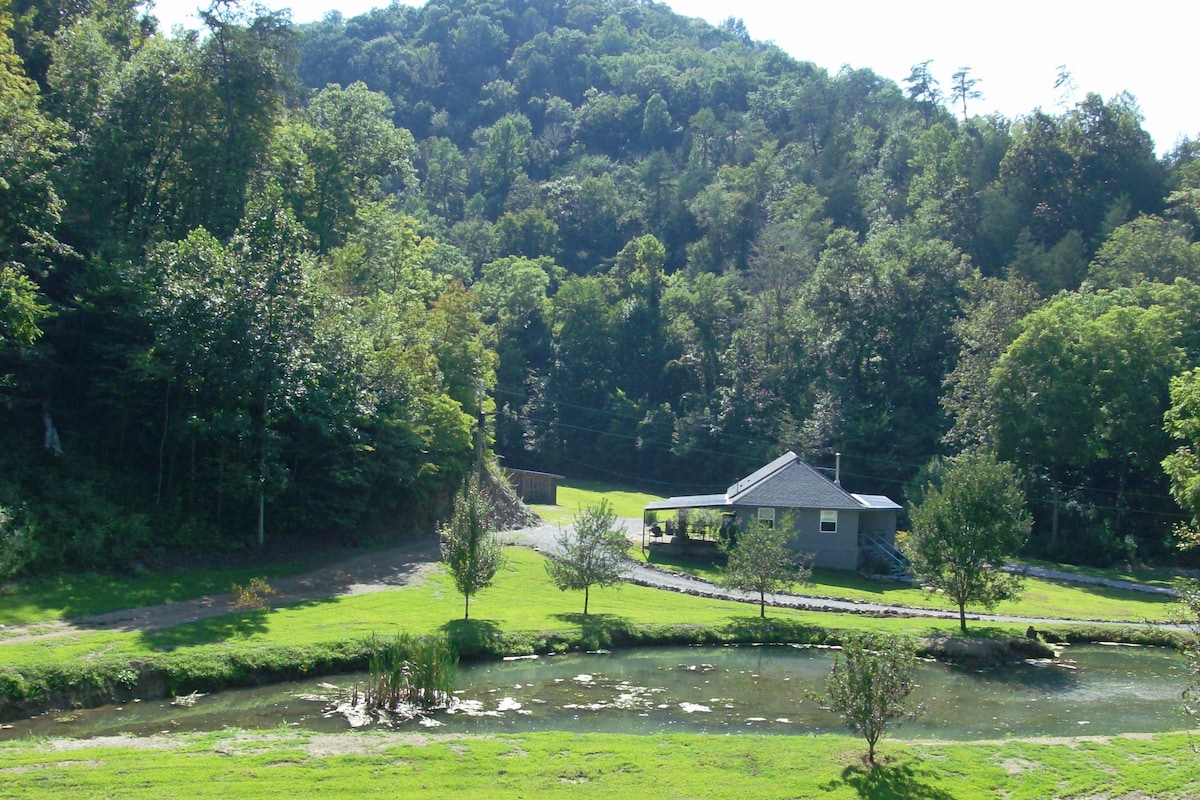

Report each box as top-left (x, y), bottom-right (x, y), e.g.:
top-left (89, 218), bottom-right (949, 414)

top-left (758, 508), bottom-right (775, 528)
top-left (820, 510), bottom-right (837, 533)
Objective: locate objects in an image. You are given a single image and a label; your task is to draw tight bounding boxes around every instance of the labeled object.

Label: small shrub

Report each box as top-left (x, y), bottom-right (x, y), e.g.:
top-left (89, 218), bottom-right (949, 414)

top-left (230, 577), bottom-right (275, 611)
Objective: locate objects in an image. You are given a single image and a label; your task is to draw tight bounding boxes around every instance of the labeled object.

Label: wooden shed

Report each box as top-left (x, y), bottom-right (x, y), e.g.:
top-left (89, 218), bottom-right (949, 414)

top-left (505, 468), bottom-right (565, 505)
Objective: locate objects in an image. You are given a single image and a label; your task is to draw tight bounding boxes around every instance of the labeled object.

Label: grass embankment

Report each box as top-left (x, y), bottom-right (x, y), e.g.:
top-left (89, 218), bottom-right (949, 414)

top-left (1, 729), bottom-right (1197, 799)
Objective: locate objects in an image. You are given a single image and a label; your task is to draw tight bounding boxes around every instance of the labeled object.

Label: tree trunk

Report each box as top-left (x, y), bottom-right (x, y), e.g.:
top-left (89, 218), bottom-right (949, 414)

top-left (958, 601), bottom-right (967, 633)
top-left (760, 591), bottom-right (766, 618)
top-left (465, 594), bottom-right (470, 620)
top-left (584, 585), bottom-right (589, 615)
top-left (1051, 483), bottom-right (1060, 551)
top-left (258, 389), bottom-right (267, 548)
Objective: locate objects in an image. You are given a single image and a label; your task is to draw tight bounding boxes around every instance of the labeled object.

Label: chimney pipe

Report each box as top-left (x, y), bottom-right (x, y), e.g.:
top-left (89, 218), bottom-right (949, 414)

top-left (834, 452), bottom-right (841, 487)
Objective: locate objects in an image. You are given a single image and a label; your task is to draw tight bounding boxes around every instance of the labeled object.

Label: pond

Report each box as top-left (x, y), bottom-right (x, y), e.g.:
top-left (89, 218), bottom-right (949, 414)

top-left (2, 643), bottom-right (1190, 741)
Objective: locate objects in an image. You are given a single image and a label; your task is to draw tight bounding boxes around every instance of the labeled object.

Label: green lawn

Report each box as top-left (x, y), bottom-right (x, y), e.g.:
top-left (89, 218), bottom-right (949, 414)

top-left (0, 548), bottom-right (1010, 673)
top-left (1015, 556), bottom-right (1192, 591)
top-left (0, 560), bottom-right (317, 627)
top-left (0, 728), bottom-right (1197, 799)
top-left (529, 478), bottom-right (664, 523)
top-left (635, 545), bottom-right (1181, 623)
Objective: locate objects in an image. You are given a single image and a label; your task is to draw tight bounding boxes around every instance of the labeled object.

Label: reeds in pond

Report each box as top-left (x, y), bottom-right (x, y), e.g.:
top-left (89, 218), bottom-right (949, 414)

top-left (359, 633), bottom-right (457, 711)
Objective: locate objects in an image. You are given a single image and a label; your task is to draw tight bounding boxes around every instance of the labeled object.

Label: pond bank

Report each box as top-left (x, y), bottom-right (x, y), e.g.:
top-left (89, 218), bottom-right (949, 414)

top-left (6, 617), bottom-right (1176, 724)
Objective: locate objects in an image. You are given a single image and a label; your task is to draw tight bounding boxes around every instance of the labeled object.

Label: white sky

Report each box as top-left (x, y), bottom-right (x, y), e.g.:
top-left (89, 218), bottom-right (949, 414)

top-left (147, 0), bottom-right (1199, 155)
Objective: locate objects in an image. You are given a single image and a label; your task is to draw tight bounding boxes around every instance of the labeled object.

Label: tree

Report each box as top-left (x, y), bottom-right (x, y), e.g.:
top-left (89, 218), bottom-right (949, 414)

top-left (904, 449), bottom-right (1032, 632)
top-left (719, 517), bottom-right (810, 617)
top-left (1163, 368), bottom-right (1200, 534)
top-left (1181, 581), bottom-right (1200, 730)
top-left (823, 632), bottom-right (921, 764)
top-left (439, 477), bottom-right (504, 620)
top-left (545, 499), bottom-right (629, 615)
top-left (949, 66), bottom-right (981, 122)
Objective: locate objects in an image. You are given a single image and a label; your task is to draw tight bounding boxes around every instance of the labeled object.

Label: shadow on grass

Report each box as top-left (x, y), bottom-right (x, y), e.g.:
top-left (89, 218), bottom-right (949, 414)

top-left (722, 615), bottom-right (830, 644)
top-left (824, 760), bottom-right (959, 800)
top-left (550, 612), bottom-right (640, 649)
top-left (442, 618), bottom-right (506, 657)
top-left (138, 609), bottom-right (271, 651)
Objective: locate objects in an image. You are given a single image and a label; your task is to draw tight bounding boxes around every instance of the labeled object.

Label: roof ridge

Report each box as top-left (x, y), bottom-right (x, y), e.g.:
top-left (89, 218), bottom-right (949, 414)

top-left (726, 451), bottom-right (799, 498)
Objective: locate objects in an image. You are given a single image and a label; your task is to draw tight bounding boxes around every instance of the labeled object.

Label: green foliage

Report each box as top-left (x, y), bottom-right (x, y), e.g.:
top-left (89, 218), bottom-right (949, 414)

top-left (823, 632), bottom-right (921, 764)
top-left (2, 0), bottom-right (1196, 579)
top-left (1180, 581), bottom-right (1200, 728)
top-left (0, 502), bottom-right (35, 579)
top-left (719, 517), bottom-right (811, 617)
top-left (361, 633), bottom-right (456, 712)
top-left (439, 477), bottom-right (504, 620)
top-left (545, 499), bottom-right (629, 614)
top-left (905, 450), bottom-right (1032, 632)
top-left (230, 577), bottom-right (275, 612)
top-left (1163, 368), bottom-right (1200, 528)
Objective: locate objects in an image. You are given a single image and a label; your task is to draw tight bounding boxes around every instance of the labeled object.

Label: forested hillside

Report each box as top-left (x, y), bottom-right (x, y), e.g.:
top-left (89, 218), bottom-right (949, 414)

top-left (2, 0), bottom-right (1199, 575)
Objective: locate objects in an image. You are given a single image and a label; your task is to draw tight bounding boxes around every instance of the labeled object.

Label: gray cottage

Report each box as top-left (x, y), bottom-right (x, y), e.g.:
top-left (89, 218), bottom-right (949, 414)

top-left (643, 451), bottom-right (902, 570)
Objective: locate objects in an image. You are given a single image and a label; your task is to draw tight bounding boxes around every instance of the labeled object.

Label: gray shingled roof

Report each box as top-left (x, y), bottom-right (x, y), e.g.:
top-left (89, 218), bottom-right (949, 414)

top-left (642, 452), bottom-right (901, 514)
top-left (729, 453), bottom-right (865, 510)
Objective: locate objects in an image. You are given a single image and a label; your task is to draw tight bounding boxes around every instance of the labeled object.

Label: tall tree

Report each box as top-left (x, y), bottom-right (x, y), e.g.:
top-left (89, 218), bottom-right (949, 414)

top-left (439, 476), bottom-right (503, 620)
top-left (949, 66), bottom-right (981, 122)
top-left (545, 499), bottom-right (629, 615)
top-left (719, 517), bottom-right (810, 618)
top-left (905, 449), bottom-right (1031, 632)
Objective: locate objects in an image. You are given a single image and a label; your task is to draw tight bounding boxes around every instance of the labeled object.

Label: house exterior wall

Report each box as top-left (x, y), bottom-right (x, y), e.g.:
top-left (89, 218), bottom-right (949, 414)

top-left (858, 509), bottom-right (898, 548)
top-left (733, 506), bottom-right (861, 570)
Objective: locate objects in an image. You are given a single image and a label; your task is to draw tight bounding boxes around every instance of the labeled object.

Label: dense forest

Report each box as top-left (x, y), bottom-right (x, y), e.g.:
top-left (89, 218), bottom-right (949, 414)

top-left (3, 0), bottom-right (1200, 576)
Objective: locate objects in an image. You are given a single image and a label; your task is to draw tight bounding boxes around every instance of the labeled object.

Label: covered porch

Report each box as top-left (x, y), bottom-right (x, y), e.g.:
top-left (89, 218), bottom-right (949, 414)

top-left (642, 495), bottom-right (736, 556)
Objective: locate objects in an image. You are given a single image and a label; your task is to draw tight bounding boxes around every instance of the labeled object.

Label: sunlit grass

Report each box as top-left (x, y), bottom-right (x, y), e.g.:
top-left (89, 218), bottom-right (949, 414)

top-left (632, 543), bottom-right (1181, 623)
top-left (529, 478), bottom-right (665, 523)
top-left (0, 547), bottom-right (1035, 672)
top-left (0, 729), bottom-right (1197, 799)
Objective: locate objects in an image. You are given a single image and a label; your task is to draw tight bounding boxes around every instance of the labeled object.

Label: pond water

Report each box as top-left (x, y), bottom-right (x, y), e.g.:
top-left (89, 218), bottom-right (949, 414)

top-left (2, 644), bottom-right (1190, 741)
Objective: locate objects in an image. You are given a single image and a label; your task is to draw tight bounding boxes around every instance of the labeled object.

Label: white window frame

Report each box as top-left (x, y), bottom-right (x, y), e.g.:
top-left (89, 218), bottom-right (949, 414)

top-left (820, 510), bottom-right (837, 533)
top-left (757, 507), bottom-right (776, 528)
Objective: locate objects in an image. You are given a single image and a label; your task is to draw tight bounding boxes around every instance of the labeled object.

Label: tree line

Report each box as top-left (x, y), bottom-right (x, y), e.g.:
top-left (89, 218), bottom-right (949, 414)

top-left (2, 0), bottom-right (1200, 574)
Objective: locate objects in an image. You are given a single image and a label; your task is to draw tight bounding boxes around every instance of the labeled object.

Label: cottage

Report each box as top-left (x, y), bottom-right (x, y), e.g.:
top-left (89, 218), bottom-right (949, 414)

top-left (643, 452), bottom-right (902, 571)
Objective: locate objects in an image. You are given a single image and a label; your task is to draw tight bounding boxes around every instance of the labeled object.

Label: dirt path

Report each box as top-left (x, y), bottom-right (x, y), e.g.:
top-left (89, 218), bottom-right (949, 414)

top-left (0, 538), bottom-right (441, 646)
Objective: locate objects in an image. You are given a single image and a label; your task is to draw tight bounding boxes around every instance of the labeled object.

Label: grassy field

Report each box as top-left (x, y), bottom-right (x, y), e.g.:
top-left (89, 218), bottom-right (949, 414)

top-left (0, 560), bottom-right (321, 627)
top-left (0, 548), bottom-right (1032, 674)
top-left (0, 728), bottom-right (1197, 799)
top-left (635, 547), bottom-right (1182, 623)
top-left (528, 478), bottom-right (665, 523)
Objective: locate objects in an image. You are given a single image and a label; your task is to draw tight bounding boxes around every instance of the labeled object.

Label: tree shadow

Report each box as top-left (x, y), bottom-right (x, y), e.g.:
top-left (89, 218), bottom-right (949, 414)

top-left (722, 615), bottom-right (828, 644)
top-left (442, 618), bottom-right (505, 657)
top-left (138, 609), bottom-right (271, 650)
top-left (822, 759), bottom-right (960, 800)
top-left (548, 612), bottom-right (638, 649)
